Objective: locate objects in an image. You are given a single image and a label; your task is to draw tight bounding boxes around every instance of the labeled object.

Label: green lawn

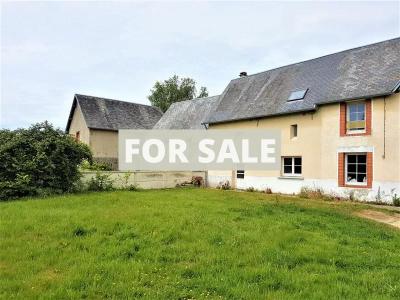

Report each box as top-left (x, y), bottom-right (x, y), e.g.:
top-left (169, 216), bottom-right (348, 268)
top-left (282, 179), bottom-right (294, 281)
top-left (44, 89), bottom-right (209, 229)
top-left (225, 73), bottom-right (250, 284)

top-left (1, 189), bottom-right (399, 299)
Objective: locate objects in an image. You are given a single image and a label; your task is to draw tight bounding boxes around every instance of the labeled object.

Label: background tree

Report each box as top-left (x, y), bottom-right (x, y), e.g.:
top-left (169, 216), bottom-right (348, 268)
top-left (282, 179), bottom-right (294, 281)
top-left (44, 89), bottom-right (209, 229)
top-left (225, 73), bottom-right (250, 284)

top-left (148, 75), bottom-right (209, 112)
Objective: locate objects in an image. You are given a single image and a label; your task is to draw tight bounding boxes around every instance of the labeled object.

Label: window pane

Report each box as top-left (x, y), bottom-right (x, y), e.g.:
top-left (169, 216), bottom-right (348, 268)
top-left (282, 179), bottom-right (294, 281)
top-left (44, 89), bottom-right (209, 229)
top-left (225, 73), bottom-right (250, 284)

top-left (294, 166), bottom-right (302, 174)
top-left (357, 174), bottom-right (366, 183)
top-left (357, 164), bottom-right (366, 173)
top-left (347, 155), bottom-right (357, 163)
top-left (348, 104), bottom-right (357, 113)
top-left (349, 112), bottom-right (358, 121)
top-left (294, 157), bottom-right (302, 165)
top-left (284, 158), bottom-right (292, 166)
top-left (284, 166), bottom-right (292, 174)
top-left (347, 164), bottom-right (356, 173)
top-left (347, 173), bottom-right (357, 182)
top-left (357, 155), bottom-right (366, 163)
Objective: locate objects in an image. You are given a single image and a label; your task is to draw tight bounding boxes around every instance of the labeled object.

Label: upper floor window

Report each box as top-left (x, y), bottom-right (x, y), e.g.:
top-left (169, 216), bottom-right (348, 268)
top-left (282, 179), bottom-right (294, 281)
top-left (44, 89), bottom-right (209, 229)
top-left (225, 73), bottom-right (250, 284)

top-left (288, 89), bottom-right (308, 101)
top-left (347, 101), bottom-right (366, 133)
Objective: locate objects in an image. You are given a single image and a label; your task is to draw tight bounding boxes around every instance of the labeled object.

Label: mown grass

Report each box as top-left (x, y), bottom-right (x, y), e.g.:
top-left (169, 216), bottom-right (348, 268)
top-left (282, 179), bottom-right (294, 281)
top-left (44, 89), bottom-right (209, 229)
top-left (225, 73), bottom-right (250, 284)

top-left (1, 189), bottom-right (399, 299)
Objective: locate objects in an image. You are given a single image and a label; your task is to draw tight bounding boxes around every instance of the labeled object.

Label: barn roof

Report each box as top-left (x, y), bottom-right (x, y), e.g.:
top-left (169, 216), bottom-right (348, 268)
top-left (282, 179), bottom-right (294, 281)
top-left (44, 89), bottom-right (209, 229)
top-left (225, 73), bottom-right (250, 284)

top-left (205, 38), bottom-right (400, 124)
top-left (66, 94), bottom-right (163, 132)
top-left (153, 96), bottom-right (220, 129)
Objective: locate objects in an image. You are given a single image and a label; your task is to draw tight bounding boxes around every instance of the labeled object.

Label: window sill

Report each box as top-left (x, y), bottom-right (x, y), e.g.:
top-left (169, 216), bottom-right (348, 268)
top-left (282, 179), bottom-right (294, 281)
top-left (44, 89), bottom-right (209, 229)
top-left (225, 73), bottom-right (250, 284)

top-left (278, 176), bottom-right (304, 180)
top-left (344, 131), bottom-right (369, 137)
top-left (344, 183), bottom-right (369, 188)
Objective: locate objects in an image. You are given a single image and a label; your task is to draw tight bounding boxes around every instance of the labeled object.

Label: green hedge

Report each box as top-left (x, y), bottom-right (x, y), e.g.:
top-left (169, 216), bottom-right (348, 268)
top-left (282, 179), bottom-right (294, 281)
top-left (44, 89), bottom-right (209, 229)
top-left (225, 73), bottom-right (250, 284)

top-left (0, 122), bottom-right (92, 200)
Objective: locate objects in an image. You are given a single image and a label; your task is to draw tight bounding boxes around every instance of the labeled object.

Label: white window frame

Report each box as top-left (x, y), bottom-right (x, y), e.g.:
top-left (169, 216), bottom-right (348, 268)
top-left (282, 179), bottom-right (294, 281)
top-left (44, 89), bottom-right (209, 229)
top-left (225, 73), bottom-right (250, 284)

top-left (346, 101), bottom-right (366, 134)
top-left (345, 153), bottom-right (367, 186)
top-left (282, 156), bottom-right (302, 177)
top-left (236, 170), bottom-right (245, 179)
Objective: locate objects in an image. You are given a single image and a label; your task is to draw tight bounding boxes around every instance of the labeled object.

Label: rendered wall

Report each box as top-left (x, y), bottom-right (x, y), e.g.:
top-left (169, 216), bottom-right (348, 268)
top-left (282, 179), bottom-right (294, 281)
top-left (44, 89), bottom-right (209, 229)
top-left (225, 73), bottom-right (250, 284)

top-left (68, 104), bottom-right (90, 144)
top-left (208, 94), bottom-right (400, 203)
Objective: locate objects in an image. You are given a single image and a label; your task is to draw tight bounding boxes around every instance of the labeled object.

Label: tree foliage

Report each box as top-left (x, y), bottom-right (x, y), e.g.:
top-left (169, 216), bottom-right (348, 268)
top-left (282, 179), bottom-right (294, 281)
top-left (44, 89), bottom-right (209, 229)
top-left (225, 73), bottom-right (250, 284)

top-left (0, 122), bottom-right (92, 200)
top-left (148, 75), bottom-right (209, 112)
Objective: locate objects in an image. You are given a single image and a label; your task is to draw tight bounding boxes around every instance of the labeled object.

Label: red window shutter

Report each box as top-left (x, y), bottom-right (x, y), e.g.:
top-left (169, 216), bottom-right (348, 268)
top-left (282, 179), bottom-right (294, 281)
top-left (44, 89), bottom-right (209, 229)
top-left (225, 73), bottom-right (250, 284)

top-left (339, 103), bottom-right (346, 136)
top-left (366, 152), bottom-right (373, 188)
top-left (365, 99), bottom-right (371, 135)
top-left (338, 153), bottom-right (345, 187)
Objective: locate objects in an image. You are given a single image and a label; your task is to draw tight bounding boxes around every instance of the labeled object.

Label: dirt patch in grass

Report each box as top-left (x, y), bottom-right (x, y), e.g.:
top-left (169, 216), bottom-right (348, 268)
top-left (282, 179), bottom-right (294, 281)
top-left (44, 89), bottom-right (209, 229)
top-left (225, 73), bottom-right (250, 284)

top-left (356, 210), bottom-right (400, 229)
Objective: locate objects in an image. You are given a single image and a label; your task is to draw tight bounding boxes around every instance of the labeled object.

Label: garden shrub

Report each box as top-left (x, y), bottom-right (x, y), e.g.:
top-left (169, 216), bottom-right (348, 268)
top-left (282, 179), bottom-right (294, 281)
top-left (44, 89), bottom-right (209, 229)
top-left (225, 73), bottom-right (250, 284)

top-left (264, 187), bottom-right (273, 194)
top-left (118, 172), bottom-right (138, 191)
top-left (0, 122), bottom-right (92, 200)
top-left (87, 171), bottom-right (114, 191)
top-left (246, 186), bottom-right (256, 192)
top-left (80, 159), bottom-right (112, 171)
top-left (299, 186), bottom-right (325, 199)
top-left (216, 180), bottom-right (231, 190)
top-left (393, 194), bottom-right (400, 207)
top-left (191, 176), bottom-right (204, 187)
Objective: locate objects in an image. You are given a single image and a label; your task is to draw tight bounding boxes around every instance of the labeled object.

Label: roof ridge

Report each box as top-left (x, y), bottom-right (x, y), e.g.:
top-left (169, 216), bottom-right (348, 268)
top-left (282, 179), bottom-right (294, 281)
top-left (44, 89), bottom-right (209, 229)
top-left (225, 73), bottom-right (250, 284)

top-left (75, 94), bottom-right (158, 110)
top-left (233, 37), bottom-right (400, 81)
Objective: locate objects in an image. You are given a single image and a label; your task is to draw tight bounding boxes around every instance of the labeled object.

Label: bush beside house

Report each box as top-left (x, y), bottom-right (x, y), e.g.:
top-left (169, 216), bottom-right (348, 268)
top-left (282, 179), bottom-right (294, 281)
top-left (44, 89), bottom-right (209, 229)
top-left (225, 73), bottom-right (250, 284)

top-left (0, 122), bottom-right (92, 200)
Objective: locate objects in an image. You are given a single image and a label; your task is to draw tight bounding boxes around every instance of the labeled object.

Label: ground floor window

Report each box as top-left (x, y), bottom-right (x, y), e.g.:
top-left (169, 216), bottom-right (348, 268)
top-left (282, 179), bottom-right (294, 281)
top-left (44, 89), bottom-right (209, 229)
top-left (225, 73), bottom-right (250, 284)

top-left (338, 152), bottom-right (372, 188)
top-left (346, 153), bottom-right (367, 185)
top-left (236, 170), bottom-right (245, 179)
top-left (282, 157), bottom-right (302, 176)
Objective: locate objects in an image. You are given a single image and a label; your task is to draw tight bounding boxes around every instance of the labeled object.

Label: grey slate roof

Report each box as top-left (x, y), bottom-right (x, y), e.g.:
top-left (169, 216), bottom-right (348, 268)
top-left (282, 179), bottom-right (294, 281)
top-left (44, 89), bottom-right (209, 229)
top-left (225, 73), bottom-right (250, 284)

top-left (205, 38), bottom-right (400, 124)
top-left (66, 94), bottom-right (163, 132)
top-left (153, 96), bottom-right (220, 129)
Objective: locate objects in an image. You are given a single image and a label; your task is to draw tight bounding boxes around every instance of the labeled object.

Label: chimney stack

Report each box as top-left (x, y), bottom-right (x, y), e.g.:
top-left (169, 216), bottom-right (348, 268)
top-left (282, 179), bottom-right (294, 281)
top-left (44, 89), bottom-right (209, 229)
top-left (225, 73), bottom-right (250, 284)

top-left (239, 71), bottom-right (247, 77)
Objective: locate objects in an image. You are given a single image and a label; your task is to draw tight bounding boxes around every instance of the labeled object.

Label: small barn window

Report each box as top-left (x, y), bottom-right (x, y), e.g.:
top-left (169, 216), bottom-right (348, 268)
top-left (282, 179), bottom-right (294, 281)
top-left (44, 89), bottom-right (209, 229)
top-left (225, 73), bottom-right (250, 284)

top-left (288, 89), bottom-right (308, 101)
top-left (236, 170), bottom-right (245, 179)
top-left (290, 124), bottom-right (298, 138)
top-left (75, 131), bottom-right (80, 141)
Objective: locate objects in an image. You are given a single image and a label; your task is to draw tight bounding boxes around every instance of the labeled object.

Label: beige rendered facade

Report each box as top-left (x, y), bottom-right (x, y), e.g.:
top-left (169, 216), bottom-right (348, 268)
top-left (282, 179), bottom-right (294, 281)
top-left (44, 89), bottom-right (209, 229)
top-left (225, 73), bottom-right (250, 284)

top-left (68, 103), bottom-right (119, 168)
top-left (208, 94), bottom-right (400, 203)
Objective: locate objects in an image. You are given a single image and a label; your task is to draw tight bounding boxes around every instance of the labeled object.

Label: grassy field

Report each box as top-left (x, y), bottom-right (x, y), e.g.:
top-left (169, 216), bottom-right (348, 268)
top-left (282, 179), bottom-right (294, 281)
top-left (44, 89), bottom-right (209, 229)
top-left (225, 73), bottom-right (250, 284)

top-left (1, 189), bottom-right (399, 299)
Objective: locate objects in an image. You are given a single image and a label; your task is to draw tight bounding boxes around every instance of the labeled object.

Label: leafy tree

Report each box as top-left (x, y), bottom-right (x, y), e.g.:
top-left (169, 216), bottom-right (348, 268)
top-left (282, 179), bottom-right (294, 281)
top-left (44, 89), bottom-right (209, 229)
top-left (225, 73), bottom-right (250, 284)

top-left (148, 75), bottom-right (209, 112)
top-left (198, 86), bottom-right (209, 98)
top-left (0, 122), bottom-right (92, 200)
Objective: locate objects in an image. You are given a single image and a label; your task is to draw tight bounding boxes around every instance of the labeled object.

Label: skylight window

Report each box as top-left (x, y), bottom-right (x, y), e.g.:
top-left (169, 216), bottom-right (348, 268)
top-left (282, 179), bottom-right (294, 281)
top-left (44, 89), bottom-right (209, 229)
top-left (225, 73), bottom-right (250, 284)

top-left (288, 89), bottom-right (308, 101)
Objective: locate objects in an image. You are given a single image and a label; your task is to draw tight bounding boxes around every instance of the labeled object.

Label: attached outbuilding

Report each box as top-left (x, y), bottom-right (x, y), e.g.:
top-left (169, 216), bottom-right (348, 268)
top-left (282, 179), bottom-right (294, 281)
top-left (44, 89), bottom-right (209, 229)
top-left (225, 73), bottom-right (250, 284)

top-left (66, 94), bottom-right (163, 169)
top-left (153, 95), bottom-right (220, 129)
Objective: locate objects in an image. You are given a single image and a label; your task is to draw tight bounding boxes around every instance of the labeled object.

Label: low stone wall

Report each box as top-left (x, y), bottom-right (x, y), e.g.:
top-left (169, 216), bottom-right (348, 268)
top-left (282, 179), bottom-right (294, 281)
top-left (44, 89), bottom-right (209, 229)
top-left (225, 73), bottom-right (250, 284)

top-left (82, 171), bottom-right (206, 189)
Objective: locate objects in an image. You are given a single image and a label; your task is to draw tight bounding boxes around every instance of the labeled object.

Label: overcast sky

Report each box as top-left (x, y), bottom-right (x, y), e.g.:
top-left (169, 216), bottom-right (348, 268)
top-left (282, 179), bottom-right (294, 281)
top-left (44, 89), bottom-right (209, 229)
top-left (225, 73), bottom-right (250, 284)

top-left (1, 1), bottom-right (399, 130)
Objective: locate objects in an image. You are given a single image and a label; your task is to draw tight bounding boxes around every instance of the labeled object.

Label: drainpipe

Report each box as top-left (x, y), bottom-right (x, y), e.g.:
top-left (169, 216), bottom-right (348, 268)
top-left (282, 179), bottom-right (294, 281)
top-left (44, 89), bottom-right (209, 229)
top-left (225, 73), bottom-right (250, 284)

top-left (382, 96), bottom-right (386, 159)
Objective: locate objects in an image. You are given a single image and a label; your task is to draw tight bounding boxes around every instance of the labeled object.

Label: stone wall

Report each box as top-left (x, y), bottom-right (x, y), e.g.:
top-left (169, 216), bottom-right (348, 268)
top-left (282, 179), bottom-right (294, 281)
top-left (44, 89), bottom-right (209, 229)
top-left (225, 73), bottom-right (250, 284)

top-left (82, 170), bottom-right (206, 189)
